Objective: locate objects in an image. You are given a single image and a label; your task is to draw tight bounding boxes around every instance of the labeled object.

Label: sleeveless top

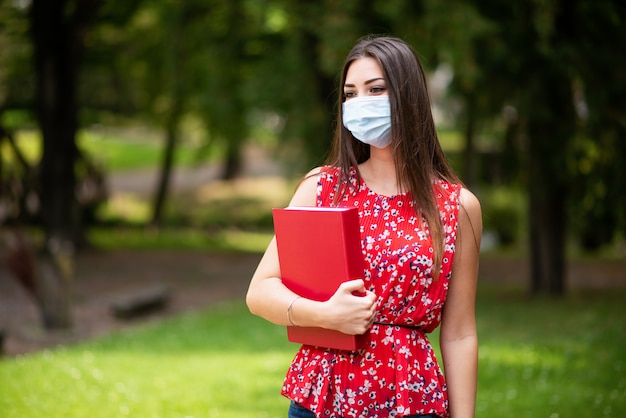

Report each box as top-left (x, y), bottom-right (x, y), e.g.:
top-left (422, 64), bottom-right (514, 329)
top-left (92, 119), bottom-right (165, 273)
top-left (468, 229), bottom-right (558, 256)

top-left (281, 166), bottom-right (462, 418)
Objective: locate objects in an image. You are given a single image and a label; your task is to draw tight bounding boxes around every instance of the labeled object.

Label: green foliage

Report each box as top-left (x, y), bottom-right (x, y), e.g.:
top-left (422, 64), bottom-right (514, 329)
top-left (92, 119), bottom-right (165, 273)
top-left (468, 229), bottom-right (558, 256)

top-left (1, 286), bottom-right (624, 417)
top-left (0, 3), bottom-right (32, 111)
top-left (464, 0), bottom-right (626, 255)
top-left (568, 131), bottom-right (626, 252)
top-left (2, 0), bottom-right (624, 256)
top-left (437, 129), bottom-right (464, 152)
top-left (481, 187), bottom-right (525, 247)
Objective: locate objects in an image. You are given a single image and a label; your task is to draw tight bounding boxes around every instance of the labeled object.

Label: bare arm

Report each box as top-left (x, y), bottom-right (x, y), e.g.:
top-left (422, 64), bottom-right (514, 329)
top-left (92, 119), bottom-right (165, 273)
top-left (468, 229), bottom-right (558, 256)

top-left (440, 188), bottom-right (482, 418)
top-left (246, 168), bottom-right (377, 335)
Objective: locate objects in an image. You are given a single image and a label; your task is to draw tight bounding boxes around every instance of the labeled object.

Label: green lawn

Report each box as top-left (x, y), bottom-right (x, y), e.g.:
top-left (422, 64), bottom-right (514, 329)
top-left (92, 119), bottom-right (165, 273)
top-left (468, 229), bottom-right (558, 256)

top-left (473, 286), bottom-right (626, 417)
top-left (1, 285), bottom-right (624, 417)
top-left (4, 128), bottom-right (210, 172)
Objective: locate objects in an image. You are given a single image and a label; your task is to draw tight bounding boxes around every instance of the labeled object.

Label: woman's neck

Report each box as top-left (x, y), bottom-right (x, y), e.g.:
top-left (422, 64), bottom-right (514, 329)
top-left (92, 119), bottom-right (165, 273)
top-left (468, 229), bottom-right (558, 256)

top-left (358, 149), bottom-right (406, 196)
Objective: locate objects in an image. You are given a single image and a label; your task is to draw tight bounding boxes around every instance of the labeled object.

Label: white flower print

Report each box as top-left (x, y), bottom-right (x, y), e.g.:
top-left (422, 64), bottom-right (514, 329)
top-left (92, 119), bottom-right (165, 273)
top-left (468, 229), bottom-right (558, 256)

top-left (283, 168), bottom-right (461, 418)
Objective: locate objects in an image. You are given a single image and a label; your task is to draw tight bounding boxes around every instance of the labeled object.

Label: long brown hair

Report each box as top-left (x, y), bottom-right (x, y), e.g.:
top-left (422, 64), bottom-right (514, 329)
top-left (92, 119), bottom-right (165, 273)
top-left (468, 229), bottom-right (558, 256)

top-left (326, 35), bottom-right (460, 278)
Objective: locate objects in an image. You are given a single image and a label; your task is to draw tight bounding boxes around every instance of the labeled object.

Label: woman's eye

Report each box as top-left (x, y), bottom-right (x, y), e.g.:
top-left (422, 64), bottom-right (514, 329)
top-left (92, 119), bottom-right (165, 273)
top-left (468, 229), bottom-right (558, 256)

top-left (371, 86), bottom-right (386, 94)
top-left (344, 91), bottom-right (356, 99)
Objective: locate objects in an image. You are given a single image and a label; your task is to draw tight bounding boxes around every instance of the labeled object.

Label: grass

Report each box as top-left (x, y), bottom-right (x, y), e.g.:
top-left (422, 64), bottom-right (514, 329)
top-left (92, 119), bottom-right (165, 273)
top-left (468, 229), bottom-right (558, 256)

top-left (0, 302), bottom-right (292, 418)
top-left (1, 285), bottom-right (624, 417)
top-left (3, 127), bottom-right (212, 172)
top-left (474, 286), bottom-right (626, 417)
top-left (88, 226), bottom-right (273, 253)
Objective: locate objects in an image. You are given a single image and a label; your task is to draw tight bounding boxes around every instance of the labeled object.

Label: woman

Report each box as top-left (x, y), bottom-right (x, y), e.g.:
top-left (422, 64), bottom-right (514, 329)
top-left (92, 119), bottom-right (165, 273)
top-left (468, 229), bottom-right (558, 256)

top-left (246, 35), bottom-right (481, 418)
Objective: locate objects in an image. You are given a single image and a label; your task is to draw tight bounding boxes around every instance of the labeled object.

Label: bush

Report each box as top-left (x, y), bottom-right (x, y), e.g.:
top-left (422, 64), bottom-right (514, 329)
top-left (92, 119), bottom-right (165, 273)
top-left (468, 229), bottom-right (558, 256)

top-left (481, 187), bottom-right (525, 248)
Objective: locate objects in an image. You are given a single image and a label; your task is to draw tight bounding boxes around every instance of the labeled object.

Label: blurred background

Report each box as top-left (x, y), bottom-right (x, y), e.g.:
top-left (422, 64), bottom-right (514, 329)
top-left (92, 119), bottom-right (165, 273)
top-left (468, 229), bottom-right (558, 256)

top-left (0, 0), bottom-right (625, 416)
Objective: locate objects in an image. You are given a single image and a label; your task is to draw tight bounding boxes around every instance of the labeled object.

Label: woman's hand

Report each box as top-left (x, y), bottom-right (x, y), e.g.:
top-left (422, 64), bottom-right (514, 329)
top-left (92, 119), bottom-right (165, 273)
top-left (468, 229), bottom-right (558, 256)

top-left (321, 279), bottom-right (377, 335)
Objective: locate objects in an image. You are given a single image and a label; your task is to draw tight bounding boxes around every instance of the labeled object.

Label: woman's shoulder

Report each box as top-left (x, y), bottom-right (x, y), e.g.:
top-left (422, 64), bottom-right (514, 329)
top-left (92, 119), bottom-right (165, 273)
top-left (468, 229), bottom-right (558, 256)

top-left (288, 166), bottom-right (340, 206)
top-left (458, 187), bottom-right (483, 237)
top-left (458, 187), bottom-right (481, 215)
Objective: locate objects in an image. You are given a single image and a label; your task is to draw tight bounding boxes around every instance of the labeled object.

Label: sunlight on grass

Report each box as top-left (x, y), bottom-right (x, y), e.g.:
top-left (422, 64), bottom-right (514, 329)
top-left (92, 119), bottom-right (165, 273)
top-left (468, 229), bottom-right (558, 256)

top-left (79, 130), bottom-right (165, 171)
top-left (480, 343), bottom-right (565, 368)
top-left (79, 128), bottom-right (214, 171)
top-left (222, 229), bottom-right (273, 253)
top-left (476, 340), bottom-right (626, 417)
top-left (4, 127), bottom-right (206, 172)
top-left (1, 288), bottom-right (625, 417)
top-left (0, 303), bottom-right (295, 418)
top-left (99, 193), bottom-right (152, 223)
top-left (89, 227), bottom-right (273, 253)
top-left (194, 177), bottom-right (293, 207)
top-left (474, 285), bottom-right (626, 417)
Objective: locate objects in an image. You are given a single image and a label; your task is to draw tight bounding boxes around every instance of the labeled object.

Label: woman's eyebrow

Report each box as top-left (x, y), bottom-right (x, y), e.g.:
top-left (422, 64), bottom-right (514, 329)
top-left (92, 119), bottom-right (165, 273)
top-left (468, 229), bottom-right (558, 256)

top-left (344, 77), bottom-right (385, 88)
top-left (364, 77), bottom-right (385, 84)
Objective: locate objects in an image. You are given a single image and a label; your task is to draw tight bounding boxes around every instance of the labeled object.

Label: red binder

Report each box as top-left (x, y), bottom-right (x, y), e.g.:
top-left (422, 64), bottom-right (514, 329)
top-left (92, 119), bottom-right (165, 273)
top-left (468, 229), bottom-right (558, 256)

top-left (272, 206), bottom-right (366, 351)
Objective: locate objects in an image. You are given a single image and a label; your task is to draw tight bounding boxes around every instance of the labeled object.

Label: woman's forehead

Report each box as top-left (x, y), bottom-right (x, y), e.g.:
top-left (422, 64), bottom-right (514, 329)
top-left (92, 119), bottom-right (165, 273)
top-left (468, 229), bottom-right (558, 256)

top-left (345, 57), bottom-right (384, 85)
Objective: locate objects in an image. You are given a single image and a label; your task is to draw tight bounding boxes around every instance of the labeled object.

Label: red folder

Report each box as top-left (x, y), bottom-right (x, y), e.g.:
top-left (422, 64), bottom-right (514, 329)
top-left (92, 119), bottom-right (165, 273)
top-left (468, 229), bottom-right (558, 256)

top-left (272, 206), bottom-right (366, 351)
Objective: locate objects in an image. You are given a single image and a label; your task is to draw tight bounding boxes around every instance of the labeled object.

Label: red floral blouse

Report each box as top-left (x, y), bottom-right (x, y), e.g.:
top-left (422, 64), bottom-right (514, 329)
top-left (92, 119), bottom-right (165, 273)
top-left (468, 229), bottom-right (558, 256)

top-left (281, 166), bottom-right (462, 418)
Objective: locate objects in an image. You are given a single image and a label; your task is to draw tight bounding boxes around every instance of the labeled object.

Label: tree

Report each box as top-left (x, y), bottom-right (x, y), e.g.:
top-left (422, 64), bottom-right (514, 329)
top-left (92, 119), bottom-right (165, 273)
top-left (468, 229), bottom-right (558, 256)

top-left (251, 0), bottom-right (396, 170)
top-left (465, 0), bottom-right (625, 295)
top-left (0, 2), bottom-right (35, 224)
top-left (149, 0), bottom-right (187, 226)
top-left (408, 0), bottom-right (498, 188)
top-left (31, 0), bottom-right (103, 246)
top-left (193, 0), bottom-right (256, 180)
top-left (567, 0), bottom-right (626, 251)
top-left (29, 0), bottom-right (104, 327)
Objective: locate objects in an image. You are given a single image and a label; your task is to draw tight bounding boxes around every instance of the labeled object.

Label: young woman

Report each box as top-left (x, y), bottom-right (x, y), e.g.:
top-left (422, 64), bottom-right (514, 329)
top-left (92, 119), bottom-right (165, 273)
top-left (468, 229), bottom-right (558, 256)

top-left (246, 35), bottom-right (482, 418)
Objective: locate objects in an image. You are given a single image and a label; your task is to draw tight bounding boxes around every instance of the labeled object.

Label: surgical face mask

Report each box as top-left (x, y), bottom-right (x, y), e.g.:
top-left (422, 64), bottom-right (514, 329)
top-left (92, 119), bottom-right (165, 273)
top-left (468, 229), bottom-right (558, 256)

top-left (342, 96), bottom-right (392, 148)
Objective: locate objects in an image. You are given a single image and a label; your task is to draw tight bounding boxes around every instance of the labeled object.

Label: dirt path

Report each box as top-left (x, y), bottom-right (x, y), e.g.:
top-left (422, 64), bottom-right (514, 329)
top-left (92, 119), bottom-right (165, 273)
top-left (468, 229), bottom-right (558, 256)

top-left (0, 250), bottom-right (261, 357)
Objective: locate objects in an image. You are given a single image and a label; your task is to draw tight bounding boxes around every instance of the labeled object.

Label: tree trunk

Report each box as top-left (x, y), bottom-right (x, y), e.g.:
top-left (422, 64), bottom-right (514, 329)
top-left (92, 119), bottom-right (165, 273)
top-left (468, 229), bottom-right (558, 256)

top-left (217, 1), bottom-right (246, 181)
top-left (151, 3), bottom-right (183, 226)
top-left (462, 92), bottom-right (477, 188)
top-left (151, 107), bottom-right (180, 226)
top-left (31, 0), bottom-right (79, 246)
top-left (36, 239), bottom-right (74, 329)
top-left (528, 175), bottom-right (566, 295)
top-left (222, 140), bottom-right (243, 180)
top-left (525, 69), bottom-right (575, 297)
top-left (30, 0), bottom-right (101, 328)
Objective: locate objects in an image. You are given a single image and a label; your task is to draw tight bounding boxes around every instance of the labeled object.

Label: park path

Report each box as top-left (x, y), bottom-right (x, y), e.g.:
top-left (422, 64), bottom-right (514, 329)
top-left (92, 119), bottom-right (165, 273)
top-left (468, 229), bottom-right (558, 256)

top-left (108, 143), bottom-right (285, 197)
top-left (0, 250), bottom-right (262, 356)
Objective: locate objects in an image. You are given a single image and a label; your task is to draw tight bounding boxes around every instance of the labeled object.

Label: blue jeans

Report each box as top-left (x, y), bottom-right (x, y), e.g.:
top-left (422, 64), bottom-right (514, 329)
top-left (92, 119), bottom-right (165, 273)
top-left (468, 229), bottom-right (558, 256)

top-left (288, 401), bottom-right (440, 418)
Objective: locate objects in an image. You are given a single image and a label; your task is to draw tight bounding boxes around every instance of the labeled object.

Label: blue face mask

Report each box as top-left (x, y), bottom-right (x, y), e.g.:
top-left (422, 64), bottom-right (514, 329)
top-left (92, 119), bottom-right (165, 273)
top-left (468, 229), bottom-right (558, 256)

top-left (342, 96), bottom-right (392, 148)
